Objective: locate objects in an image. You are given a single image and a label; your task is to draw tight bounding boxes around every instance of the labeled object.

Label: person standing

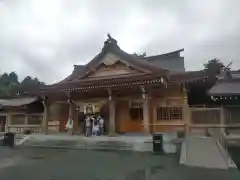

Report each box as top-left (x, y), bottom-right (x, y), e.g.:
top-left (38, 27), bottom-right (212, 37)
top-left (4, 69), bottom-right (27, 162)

top-left (78, 112), bottom-right (85, 134)
top-left (66, 116), bottom-right (74, 135)
top-left (92, 116), bottom-right (99, 136)
top-left (99, 116), bottom-right (104, 135)
top-left (85, 116), bottom-right (91, 137)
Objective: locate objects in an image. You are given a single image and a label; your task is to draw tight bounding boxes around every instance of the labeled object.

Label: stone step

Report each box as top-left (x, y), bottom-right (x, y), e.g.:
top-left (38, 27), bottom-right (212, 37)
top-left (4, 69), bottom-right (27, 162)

top-left (20, 138), bottom-right (134, 151)
top-left (87, 141), bottom-right (133, 151)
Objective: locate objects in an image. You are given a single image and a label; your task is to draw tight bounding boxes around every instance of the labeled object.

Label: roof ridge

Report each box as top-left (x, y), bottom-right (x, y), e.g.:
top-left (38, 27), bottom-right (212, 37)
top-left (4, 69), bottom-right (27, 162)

top-left (144, 49), bottom-right (184, 60)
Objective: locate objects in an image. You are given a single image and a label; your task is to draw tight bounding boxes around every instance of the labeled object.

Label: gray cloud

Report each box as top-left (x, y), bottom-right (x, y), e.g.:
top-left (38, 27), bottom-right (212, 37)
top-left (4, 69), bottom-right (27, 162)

top-left (0, 0), bottom-right (239, 84)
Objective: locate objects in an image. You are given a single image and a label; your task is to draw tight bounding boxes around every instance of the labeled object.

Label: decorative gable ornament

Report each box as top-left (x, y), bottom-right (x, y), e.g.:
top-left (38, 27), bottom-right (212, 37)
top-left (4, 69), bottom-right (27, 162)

top-left (102, 53), bottom-right (119, 66)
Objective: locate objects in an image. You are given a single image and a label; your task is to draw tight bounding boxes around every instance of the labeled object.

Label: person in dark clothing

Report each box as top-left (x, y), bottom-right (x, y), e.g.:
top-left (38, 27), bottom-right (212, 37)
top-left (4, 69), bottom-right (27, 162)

top-left (78, 112), bottom-right (85, 134)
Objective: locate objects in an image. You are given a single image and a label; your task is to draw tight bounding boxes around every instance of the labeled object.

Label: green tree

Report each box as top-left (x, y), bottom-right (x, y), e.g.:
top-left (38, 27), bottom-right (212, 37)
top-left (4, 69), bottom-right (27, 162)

top-left (19, 76), bottom-right (45, 94)
top-left (0, 72), bottom-right (45, 98)
top-left (0, 73), bottom-right (19, 97)
top-left (204, 59), bottom-right (225, 75)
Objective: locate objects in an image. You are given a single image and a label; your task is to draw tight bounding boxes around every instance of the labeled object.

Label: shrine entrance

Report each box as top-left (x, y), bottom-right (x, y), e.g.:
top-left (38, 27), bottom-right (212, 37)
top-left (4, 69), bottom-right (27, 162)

top-left (75, 100), bottom-right (111, 135)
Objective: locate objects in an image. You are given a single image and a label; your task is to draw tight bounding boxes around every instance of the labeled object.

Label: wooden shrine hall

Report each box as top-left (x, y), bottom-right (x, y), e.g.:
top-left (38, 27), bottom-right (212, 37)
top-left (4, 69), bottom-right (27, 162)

top-left (23, 34), bottom-right (209, 135)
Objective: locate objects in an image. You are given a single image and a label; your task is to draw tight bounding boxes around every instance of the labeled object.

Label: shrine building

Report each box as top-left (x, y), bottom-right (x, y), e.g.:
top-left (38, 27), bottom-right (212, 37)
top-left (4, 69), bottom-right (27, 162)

top-left (0, 35), bottom-right (210, 135)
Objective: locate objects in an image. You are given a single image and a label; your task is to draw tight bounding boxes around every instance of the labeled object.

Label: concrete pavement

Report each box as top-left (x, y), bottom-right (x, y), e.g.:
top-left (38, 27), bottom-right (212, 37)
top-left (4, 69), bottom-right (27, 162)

top-left (0, 147), bottom-right (238, 180)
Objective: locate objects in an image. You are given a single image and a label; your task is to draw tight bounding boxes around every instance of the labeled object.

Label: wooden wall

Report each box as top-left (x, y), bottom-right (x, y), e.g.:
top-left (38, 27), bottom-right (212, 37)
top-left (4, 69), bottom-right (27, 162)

top-left (49, 83), bottom-right (187, 134)
top-left (151, 84), bottom-right (186, 132)
top-left (115, 83), bottom-right (186, 133)
top-left (116, 99), bottom-right (143, 133)
top-left (48, 103), bottom-right (69, 132)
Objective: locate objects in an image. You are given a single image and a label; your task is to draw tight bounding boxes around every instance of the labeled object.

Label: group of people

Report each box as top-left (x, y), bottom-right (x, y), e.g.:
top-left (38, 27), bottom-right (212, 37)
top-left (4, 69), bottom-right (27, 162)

top-left (65, 114), bottom-right (105, 136)
top-left (85, 115), bottom-right (105, 136)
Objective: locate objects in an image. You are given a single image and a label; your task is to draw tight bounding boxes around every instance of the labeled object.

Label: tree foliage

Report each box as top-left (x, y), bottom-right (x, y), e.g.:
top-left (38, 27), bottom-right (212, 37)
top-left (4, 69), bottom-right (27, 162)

top-left (204, 59), bottom-right (225, 75)
top-left (0, 72), bottom-right (45, 98)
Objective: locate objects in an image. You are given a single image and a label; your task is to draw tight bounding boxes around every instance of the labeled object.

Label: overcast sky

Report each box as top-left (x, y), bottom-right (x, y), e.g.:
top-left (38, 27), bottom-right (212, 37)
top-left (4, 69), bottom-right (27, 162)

top-left (0, 0), bottom-right (239, 84)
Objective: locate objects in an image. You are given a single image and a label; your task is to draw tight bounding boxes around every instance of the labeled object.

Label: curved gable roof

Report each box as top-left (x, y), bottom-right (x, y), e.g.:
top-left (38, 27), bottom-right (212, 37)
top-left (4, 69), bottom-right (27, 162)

top-left (81, 39), bottom-right (169, 77)
top-left (57, 65), bottom-right (85, 84)
top-left (55, 36), bottom-right (170, 84)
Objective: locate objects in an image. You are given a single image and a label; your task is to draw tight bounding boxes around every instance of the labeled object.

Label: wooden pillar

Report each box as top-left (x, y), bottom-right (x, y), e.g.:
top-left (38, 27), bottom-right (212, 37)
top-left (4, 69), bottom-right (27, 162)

top-left (141, 86), bottom-right (150, 134)
top-left (108, 89), bottom-right (116, 136)
top-left (183, 89), bottom-right (191, 135)
top-left (5, 115), bottom-right (10, 132)
top-left (220, 106), bottom-right (225, 134)
top-left (42, 99), bottom-right (49, 134)
top-left (24, 114), bottom-right (28, 125)
top-left (68, 98), bottom-right (74, 134)
top-left (143, 96), bottom-right (150, 134)
top-left (68, 100), bottom-right (73, 118)
top-left (109, 100), bottom-right (116, 135)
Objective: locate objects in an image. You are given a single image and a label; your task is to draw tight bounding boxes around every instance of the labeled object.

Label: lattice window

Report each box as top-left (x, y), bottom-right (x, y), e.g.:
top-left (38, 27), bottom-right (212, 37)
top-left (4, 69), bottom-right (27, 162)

top-left (10, 114), bottom-right (25, 125)
top-left (156, 106), bottom-right (182, 121)
top-left (170, 107), bottom-right (183, 120)
top-left (28, 115), bottom-right (43, 125)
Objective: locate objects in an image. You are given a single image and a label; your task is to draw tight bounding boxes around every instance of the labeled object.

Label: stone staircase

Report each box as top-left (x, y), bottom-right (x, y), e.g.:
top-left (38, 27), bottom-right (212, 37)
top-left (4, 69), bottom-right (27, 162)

top-left (87, 141), bottom-right (134, 151)
top-left (18, 134), bottom-right (183, 153)
top-left (20, 136), bottom-right (134, 151)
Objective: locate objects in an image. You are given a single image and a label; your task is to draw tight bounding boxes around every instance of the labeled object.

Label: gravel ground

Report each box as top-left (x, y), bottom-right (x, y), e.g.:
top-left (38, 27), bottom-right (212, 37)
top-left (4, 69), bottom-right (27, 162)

top-left (0, 147), bottom-right (239, 180)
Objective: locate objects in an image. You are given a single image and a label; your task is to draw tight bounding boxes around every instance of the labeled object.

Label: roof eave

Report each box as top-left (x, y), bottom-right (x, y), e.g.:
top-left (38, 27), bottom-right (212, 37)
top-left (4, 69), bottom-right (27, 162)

top-left (208, 92), bottom-right (240, 96)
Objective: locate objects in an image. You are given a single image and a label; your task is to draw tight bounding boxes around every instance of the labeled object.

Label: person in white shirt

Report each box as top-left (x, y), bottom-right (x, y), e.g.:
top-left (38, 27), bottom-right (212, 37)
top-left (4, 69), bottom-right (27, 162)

top-left (65, 116), bottom-right (74, 135)
top-left (92, 116), bottom-right (99, 136)
top-left (85, 116), bottom-right (91, 137)
top-left (98, 116), bottom-right (104, 135)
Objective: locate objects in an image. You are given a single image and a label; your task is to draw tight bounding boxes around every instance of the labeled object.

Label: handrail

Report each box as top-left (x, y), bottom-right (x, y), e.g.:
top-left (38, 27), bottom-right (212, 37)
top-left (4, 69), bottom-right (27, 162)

top-left (217, 132), bottom-right (236, 167)
top-left (190, 124), bottom-right (240, 128)
top-left (8, 125), bottom-right (42, 128)
top-left (190, 108), bottom-right (221, 111)
top-left (192, 125), bottom-right (236, 168)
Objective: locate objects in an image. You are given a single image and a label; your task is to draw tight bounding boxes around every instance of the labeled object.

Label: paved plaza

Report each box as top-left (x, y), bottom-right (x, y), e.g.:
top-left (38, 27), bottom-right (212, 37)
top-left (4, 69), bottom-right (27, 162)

top-left (0, 147), bottom-right (239, 180)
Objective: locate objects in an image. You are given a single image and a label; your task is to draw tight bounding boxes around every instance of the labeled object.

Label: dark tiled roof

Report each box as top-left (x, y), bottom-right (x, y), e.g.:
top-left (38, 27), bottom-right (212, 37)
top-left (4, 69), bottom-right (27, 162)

top-left (31, 71), bottom-right (213, 94)
top-left (36, 73), bottom-right (165, 92)
top-left (143, 49), bottom-right (184, 60)
top-left (0, 97), bottom-right (38, 107)
top-left (231, 71), bottom-right (240, 79)
top-left (169, 71), bottom-right (210, 83)
top-left (208, 79), bottom-right (240, 96)
top-left (143, 49), bottom-right (185, 72)
top-left (58, 65), bottom-right (85, 84)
